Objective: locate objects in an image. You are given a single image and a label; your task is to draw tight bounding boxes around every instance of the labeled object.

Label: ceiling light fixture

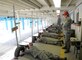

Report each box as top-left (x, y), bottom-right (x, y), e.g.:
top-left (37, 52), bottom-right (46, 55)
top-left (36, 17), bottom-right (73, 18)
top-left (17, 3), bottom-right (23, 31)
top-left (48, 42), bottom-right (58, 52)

top-left (53, 0), bottom-right (61, 8)
top-left (56, 10), bottom-right (60, 14)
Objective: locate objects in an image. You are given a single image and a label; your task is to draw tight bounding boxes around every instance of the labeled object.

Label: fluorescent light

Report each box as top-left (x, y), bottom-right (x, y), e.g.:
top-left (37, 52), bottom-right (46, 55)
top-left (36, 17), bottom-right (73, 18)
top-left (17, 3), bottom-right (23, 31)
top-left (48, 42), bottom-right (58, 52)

top-left (56, 10), bottom-right (60, 14)
top-left (53, 0), bottom-right (61, 8)
top-left (57, 13), bottom-right (60, 15)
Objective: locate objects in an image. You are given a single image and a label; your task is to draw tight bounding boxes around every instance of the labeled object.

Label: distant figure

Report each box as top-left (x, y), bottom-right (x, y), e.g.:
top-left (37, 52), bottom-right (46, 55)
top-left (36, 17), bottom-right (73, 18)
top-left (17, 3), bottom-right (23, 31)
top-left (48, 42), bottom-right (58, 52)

top-left (62, 11), bottom-right (72, 53)
top-left (57, 15), bottom-right (61, 26)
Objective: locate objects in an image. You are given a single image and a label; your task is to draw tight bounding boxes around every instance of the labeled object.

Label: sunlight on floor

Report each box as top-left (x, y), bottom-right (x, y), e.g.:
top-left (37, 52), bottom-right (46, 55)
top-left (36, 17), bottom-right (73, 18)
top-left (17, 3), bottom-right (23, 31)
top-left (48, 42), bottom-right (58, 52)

top-left (0, 46), bottom-right (16, 60)
top-left (0, 36), bottom-right (33, 60)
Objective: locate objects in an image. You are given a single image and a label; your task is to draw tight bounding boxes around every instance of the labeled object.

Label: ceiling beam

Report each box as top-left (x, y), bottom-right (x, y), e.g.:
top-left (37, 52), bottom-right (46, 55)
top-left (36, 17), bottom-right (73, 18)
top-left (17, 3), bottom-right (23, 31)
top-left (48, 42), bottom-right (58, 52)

top-left (7, 0), bottom-right (30, 9)
top-left (18, 0), bottom-right (35, 9)
top-left (30, 0), bottom-right (43, 8)
top-left (0, 0), bottom-right (30, 10)
top-left (21, 0), bottom-right (41, 9)
top-left (66, 0), bottom-right (73, 7)
top-left (41, 6), bottom-right (76, 11)
top-left (19, 6), bottom-right (75, 11)
top-left (44, 0), bottom-right (52, 7)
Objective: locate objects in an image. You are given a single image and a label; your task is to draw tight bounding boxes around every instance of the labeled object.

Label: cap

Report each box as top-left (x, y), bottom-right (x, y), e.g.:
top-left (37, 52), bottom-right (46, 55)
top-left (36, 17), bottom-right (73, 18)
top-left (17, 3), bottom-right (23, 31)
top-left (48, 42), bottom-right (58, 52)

top-left (63, 11), bottom-right (69, 16)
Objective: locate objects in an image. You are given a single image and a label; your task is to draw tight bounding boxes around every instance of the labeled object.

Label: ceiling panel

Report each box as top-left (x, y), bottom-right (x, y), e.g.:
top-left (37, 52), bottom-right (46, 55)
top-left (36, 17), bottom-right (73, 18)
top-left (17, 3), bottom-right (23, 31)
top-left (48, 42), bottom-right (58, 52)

top-left (0, 0), bottom-right (78, 17)
top-left (37, 0), bottom-right (48, 6)
top-left (61, 0), bottom-right (69, 6)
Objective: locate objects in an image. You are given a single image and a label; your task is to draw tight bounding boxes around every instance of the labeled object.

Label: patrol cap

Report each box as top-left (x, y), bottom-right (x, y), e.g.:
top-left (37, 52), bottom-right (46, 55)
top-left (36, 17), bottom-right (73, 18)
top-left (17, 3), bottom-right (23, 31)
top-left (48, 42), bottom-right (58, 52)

top-left (63, 11), bottom-right (69, 16)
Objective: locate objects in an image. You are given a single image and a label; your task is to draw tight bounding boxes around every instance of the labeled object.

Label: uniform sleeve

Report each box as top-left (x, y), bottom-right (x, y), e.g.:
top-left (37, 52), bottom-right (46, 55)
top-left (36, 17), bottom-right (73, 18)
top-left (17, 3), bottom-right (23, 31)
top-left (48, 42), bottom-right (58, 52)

top-left (67, 18), bottom-right (72, 25)
top-left (64, 17), bottom-right (72, 29)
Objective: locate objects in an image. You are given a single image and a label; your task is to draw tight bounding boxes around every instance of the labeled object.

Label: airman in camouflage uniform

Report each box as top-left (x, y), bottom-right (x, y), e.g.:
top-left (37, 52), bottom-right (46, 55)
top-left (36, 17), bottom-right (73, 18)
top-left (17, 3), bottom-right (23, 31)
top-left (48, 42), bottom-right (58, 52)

top-left (37, 37), bottom-right (62, 45)
top-left (14, 43), bottom-right (66, 60)
top-left (25, 43), bottom-right (60, 60)
top-left (40, 32), bottom-right (63, 39)
top-left (62, 11), bottom-right (72, 53)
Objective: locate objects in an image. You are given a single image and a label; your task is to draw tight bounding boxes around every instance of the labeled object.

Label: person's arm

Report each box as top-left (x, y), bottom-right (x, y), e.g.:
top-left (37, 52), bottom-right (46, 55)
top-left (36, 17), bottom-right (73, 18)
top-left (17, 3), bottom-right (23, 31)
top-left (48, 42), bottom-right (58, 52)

top-left (25, 49), bottom-right (31, 54)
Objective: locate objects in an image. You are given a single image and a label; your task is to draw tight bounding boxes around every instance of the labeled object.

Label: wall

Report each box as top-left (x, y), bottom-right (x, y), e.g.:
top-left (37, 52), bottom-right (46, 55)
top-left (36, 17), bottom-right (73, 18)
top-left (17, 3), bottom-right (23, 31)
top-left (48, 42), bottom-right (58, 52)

top-left (72, 0), bottom-right (82, 41)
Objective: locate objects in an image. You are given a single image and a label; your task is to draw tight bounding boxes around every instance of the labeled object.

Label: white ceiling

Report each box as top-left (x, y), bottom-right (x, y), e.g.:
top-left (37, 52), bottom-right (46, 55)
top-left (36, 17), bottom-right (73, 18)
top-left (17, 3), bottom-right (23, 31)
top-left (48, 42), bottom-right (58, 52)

top-left (0, 0), bottom-right (78, 18)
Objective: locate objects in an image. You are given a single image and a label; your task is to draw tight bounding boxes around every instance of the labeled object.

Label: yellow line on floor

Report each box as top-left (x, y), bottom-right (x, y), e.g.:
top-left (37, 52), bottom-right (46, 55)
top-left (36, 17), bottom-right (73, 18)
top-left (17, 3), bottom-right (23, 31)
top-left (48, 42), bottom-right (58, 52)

top-left (60, 48), bottom-right (65, 58)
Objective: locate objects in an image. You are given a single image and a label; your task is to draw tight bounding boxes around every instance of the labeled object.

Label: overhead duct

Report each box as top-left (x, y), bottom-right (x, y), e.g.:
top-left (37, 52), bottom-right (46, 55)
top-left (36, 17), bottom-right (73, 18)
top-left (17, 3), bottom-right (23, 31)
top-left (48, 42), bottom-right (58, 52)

top-left (21, 0), bottom-right (41, 9)
top-left (44, 0), bottom-right (52, 7)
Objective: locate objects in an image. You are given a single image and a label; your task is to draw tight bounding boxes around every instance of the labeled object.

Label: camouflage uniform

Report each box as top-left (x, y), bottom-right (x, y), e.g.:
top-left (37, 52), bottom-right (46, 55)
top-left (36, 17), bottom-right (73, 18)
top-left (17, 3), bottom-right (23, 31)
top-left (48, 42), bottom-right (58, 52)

top-left (38, 37), bottom-right (60, 45)
top-left (42, 32), bottom-right (60, 39)
top-left (63, 17), bottom-right (72, 51)
top-left (25, 46), bottom-right (56, 60)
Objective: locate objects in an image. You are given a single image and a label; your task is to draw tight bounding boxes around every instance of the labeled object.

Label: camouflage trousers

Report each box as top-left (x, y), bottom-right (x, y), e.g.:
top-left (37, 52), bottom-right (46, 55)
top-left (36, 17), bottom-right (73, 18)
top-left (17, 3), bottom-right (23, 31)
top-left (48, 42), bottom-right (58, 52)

top-left (37, 51), bottom-right (54, 60)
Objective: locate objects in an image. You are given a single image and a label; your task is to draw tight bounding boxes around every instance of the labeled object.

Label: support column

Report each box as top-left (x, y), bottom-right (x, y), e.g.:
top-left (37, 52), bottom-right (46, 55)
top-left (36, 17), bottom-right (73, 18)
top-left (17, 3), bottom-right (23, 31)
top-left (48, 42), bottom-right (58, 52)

top-left (16, 11), bottom-right (21, 42)
top-left (13, 5), bottom-right (19, 47)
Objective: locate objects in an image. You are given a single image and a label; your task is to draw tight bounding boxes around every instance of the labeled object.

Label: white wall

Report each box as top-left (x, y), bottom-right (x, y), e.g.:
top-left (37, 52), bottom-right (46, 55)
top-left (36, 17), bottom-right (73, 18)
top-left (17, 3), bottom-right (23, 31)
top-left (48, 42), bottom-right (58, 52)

top-left (72, 0), bottom-right (82, 41)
